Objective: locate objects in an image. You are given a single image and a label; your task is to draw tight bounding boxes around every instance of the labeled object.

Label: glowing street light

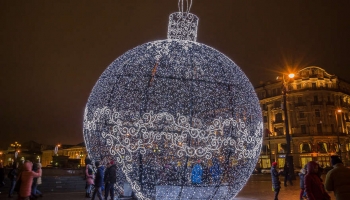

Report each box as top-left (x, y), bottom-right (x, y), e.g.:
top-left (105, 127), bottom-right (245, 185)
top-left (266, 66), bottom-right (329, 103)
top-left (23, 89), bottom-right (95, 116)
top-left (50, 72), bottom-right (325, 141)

top-left (277, 72), bottom-right (295, 178)
top-left (54, 144), bottom-right (61, 156)
top-left (335, 109), bottom-right (342, 160)
top-left (10, 141), bottom-right (21, 160)
top-left (276, 73), bottom-right (295, 155)
top-left (10, 141), bottom-right (21, 150)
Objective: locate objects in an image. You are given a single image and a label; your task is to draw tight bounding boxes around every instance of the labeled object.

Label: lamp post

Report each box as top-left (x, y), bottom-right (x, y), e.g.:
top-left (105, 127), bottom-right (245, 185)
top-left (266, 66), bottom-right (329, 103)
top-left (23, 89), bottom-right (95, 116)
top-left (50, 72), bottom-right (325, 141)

top-left (278, 73), bottom-right (295, 154)
top-left (278, 73), bottom-right (295, 178)
top-left (335, 109), bottom-right (342, 160)
top-left (54, 144), bottom-right (61, 156)
top-left (10, 141), bottom-right (21, 161)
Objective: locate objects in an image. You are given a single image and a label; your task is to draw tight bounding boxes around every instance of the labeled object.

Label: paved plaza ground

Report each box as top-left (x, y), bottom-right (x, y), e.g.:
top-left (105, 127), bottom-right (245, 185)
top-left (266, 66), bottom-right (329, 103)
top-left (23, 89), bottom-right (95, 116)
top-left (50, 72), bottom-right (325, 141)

top-left (0, 174), bottom-right (334, 200)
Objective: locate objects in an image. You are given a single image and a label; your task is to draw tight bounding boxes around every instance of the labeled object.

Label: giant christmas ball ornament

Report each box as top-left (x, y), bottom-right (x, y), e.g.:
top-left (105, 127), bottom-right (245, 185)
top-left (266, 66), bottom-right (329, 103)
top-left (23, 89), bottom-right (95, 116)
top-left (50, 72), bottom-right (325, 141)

top-left (83, 11), bottom-right (263, 200)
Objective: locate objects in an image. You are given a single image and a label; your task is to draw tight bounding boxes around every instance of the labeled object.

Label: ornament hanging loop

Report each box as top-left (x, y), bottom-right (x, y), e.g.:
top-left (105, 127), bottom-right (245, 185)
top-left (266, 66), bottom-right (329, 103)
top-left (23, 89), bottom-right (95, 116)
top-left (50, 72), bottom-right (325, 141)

top-left (169, 0), bottom-right (198, 41)
top-left (178, 0), bottom-right (192, 15)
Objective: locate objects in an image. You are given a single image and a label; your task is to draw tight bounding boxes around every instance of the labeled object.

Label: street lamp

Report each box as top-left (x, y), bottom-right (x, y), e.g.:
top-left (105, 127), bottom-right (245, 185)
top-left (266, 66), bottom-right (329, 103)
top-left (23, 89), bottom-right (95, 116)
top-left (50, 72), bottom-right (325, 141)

top-left (54, 144), bottom-right (60, 156)
top-left (10, 142), bottom-right (21, 150)
top-left (335, 109), bottom-right (342, 160)
top-left (10, 141), bottom-right (21, 161)
top-left (277, 73), bottom-right (295, 154)
top-left (278, 73), bottom-right (295, 178)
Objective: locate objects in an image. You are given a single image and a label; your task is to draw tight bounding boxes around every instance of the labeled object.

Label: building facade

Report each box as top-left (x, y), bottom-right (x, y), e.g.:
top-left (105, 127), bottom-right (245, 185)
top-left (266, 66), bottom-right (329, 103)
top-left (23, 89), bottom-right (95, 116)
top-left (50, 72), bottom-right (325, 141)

top-left (41, 144), bottom-right (87, 167)
top-left (1, 141), bottom-right (42, 167)
top-left (0, 141), bottom-right (87, 168)
top-left (255, 66), bottom-right (350, 169)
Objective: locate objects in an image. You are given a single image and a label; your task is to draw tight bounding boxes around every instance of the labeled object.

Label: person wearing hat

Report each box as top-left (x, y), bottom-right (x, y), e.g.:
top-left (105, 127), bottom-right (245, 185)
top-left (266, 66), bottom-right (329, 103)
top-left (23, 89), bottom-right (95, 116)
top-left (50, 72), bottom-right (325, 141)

top-left (271, 162), bottom-right (283, 200)
top-left (104, 160), bottom-right (117, 200)
top-left (325, 156), bottom-right (350, 200)
top-left (305, 161), bottom-right (331, 200)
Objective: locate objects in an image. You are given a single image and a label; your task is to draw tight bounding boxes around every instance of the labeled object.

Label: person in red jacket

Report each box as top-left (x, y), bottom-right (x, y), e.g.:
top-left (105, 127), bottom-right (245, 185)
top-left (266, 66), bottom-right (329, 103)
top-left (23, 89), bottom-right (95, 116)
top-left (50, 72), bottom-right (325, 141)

top-left (304, 161), bottom-right (331, 200)
top-left (18, 161), bottom-right (41, 200)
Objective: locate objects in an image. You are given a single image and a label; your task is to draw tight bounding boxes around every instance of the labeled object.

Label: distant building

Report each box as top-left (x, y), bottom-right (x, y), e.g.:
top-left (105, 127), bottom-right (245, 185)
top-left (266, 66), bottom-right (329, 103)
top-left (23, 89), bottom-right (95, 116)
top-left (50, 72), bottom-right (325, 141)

top-left (2, 141), bottom-right (42, 166)
top-left (41, 143), bottom-right (87, 167)
top-left (0, 141), bottom-right (87, 168)
top-left (255, 66), bottom-right (350, 169)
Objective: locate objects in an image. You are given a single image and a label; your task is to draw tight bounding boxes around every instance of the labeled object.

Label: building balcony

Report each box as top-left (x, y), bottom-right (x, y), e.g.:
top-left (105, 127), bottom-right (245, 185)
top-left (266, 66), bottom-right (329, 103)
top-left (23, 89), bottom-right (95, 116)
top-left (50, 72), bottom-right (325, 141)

top-left (311, 101), bottom-right (323, 106)
top-left (340, 102), bottom-right (350, 107)
top-left (297, 117), bottom-right (307, 121)
top-left (300, 132), bottom-right (348, 136)
top-left (326, 101), bottom-right (335, 106)
top-left (272, 106), bottom-right (282, 110)
top-left (273, 120), bottom-right (284, 124)
top-left (294, 102), bottom-right (307, 107)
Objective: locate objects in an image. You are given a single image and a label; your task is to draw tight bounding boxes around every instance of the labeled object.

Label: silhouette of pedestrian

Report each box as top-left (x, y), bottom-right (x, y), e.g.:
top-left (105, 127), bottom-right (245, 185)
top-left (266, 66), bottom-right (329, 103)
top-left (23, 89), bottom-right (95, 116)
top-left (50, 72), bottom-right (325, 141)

top-left (271, 162), bottom-right (283, 200)
top-left (325, 156), bottom-right (350, 200)
top-left (283, 162), bottom-right (293, 186)
top-left (92, 161), bottom-right (104, 200)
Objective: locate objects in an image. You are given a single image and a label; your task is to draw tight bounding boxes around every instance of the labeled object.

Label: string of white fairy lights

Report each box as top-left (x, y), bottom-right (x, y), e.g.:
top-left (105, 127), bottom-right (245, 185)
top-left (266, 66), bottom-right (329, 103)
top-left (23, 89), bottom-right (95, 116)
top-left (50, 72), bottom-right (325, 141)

top-left (83, 1), bottom-right (263, 199)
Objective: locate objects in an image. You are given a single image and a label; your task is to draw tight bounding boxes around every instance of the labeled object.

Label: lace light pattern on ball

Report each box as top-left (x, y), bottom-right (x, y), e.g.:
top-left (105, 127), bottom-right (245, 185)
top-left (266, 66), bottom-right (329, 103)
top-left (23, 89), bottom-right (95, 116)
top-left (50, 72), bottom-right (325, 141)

top-left (83, 1), bottom-right (263, 199)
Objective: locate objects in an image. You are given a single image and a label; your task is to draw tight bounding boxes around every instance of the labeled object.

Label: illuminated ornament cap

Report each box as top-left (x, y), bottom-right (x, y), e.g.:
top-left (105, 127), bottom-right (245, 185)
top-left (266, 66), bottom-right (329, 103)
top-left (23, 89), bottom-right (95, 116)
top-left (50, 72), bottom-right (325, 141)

top-left (167, 12), bottom-right (199, 41)
top-left (83, 0), bottom-right (263, 199)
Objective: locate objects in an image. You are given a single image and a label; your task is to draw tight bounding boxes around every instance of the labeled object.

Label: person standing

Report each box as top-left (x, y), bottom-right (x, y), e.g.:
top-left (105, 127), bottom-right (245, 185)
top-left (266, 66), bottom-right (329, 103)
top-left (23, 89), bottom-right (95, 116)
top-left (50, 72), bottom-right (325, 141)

top-left (31, 162), bottom-right (43, 198)
top-left (325, 156), bottom-right (350, 200)
top-left (92, 161), bottom-right (104, 200)
top-left (33, 163), bottom-right (43, 197)
top-left (104, 161), bottom-right (117, 200)
top-left (304, 161), bottom-right (331, 200)
top-left (85, 159), bottom-right (94, 198)
top-left (271, 162), bottom-right (282, 200)
top-left (210, 158), bottom-right (222, 184)
top-left (18, 161), bottom-right (41, 200)
top-left (315, 161), bottom-right (324, 182)
top-left (8, 162), bottom-right (19, 198)
top-left (298, 165), bottom-right (307, 200)
top-left (0, 162), bottom-right (5, 194)
top-left (283, 162), bottom-right (293, 186)
top-left (191, 160), bottom-right (203, 184)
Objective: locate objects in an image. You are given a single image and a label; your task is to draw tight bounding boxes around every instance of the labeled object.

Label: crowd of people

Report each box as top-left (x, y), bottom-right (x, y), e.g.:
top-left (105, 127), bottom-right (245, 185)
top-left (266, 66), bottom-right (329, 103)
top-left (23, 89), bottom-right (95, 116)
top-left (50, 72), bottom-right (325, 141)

top-left (271, 155), bottom-right (350, 200)
top-left (0, 157), bottom-right (225, 200)
top-left (84, 158), bottom-right (224, 200)
top-left (0, 160), bottom-right (43, 200)
top-left (3, 156), bottom-right (348, 200)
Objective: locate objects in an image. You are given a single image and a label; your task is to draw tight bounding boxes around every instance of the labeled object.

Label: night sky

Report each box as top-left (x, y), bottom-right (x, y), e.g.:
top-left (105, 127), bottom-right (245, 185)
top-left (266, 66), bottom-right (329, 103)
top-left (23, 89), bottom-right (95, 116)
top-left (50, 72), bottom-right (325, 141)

top-left (1, 0), bottom-right (349, 149)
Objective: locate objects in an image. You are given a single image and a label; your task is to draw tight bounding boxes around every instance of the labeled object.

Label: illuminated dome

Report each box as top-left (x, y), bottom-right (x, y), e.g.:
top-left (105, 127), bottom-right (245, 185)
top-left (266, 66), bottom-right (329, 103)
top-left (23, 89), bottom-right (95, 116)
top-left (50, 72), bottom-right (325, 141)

top-left (83, 3), bottom-right (262, 200)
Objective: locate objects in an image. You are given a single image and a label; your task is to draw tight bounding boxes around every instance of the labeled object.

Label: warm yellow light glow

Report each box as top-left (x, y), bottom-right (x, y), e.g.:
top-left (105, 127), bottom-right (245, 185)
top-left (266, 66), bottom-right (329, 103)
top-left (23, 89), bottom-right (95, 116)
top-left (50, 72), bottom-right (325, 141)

top-left (288, 73), bottom-right (295, 78)
top-left (337, 109), bottom-right (342, 113)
